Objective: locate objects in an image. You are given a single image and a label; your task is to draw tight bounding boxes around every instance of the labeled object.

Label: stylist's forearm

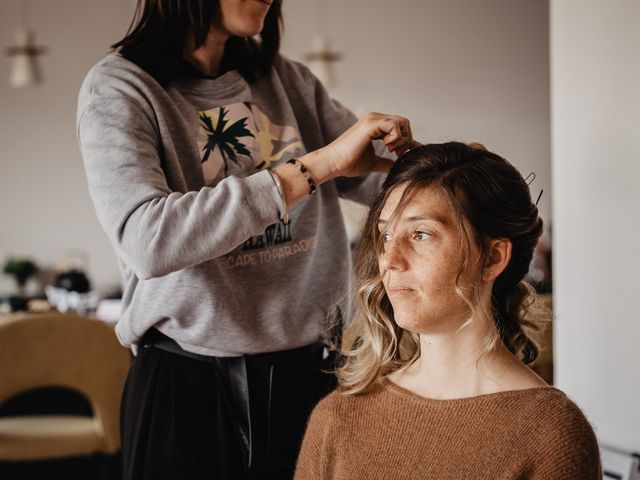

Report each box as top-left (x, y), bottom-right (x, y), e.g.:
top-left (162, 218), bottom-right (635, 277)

top-left (273, 148), bottom-right (336, 208)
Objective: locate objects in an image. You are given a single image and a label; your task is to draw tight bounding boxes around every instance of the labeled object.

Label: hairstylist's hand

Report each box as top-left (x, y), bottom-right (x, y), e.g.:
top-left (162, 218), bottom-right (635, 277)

top-left (324, 112), bottom-right (421, 178)
top-left (274, 112), bottom-right (421, 208)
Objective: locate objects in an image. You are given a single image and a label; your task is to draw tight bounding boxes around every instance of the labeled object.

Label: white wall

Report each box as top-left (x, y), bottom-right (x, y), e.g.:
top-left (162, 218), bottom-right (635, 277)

top-left (0, 0), bottom-right (550, 295)
top-left (551, 0), bottom-right (640, 452)
top-left (0, 0), bottom-right (135, 295)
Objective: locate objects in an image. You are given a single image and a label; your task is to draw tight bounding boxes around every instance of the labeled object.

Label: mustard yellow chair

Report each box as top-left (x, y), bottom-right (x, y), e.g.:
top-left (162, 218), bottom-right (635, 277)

top-left (0, 313), bottom-right (130, 461)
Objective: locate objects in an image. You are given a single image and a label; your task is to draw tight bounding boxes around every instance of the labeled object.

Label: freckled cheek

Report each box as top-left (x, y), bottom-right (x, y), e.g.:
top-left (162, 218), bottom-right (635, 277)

top-left (415, 261), bottom-right (458, 297)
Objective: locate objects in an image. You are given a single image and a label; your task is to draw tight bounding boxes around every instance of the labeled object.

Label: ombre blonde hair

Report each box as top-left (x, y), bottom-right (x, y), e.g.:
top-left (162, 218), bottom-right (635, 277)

top-left (338, 142), bottom-right (544, 395)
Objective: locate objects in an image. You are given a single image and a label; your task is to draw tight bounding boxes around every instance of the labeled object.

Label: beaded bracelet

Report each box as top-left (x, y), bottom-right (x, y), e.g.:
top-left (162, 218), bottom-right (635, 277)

top-left (287, 158), bottom-right (317, 195)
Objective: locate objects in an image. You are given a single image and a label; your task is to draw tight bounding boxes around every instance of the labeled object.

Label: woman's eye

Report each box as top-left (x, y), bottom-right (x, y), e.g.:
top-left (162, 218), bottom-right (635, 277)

top-left (381, 232), bottom-right (392, 243)
top-left (413, 231), bottom-right (432, 241)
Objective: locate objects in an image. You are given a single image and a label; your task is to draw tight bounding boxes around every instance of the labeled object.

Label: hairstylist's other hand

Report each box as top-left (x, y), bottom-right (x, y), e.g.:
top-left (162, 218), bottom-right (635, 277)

top-left (275, 113), bottom-right (421, 208)
top-left (325, 112), bottom-right (421, 178)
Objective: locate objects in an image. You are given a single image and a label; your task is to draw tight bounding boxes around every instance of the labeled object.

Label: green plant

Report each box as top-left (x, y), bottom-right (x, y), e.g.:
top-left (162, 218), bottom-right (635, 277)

top-left (3, 257), bottom-right (39, 294)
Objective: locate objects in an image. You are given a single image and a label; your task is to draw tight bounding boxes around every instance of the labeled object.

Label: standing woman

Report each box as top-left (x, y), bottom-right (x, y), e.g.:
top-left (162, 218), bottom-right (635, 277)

top-left (77, 1), bottom-right (417, 479)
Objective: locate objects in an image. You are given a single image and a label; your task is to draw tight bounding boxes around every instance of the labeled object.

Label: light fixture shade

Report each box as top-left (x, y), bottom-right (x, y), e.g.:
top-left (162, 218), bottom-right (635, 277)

top-left (304, 35), bottom-right (342, 88)
top-left (8, 29), bottom-right (43, 88)
top-left (309, 36), bottom-right (333, 86)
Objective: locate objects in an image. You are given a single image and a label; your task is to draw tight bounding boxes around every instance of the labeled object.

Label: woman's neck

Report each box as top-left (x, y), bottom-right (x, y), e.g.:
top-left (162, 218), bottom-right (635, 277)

top-left (183, 27), bottom-right (228, 77)
top-left (388, 316), bottom-right (545, 400)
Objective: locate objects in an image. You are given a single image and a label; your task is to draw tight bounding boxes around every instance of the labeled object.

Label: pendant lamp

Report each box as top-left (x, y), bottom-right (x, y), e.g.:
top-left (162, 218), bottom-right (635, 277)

top-left (304, 0), bottom-right (342, 87)
top-left (5, 1), bottom-right (47, 88)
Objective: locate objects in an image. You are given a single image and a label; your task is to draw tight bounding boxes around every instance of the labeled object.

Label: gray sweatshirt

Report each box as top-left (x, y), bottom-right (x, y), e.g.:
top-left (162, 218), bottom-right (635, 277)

top-left (77, 53), bottom-right (383, 356)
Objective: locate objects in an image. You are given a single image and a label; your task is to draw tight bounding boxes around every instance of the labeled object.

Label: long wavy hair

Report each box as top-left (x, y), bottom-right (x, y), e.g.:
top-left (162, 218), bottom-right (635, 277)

top-left (338, 142), bottom-right (544, 394)
top-left (111, 0), bottom-right (283, 85)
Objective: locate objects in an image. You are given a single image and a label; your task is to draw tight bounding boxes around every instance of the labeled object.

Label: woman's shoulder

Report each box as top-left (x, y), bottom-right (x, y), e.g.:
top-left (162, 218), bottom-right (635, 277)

top-left (521, 388), bottom-right (602, 476)
top-left (311, 388), bottom-right (365, 420)
top-left (491, 385), bottom-right (596, 433)
top-left (524, 387), bottom-right (594, 425)
top-left (311, 383), bottom-right (388, 424)
top-left (83, 53), bottom-right (148, 85)
top-left (79, 53), bottom-right (164, 107)
top-left (272, 54), bottom-right (319, 89)
top-left (525, 388), bottom-right (600, 453)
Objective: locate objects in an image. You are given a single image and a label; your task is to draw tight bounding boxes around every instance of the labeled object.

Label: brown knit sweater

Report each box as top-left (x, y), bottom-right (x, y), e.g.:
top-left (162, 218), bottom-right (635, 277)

top-left (295, 379), bottom-right (601, 479)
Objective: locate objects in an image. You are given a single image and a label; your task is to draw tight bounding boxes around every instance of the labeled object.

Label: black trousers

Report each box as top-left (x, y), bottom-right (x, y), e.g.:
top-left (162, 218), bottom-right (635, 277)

top-left (120, 330), bottom-right (336, 480)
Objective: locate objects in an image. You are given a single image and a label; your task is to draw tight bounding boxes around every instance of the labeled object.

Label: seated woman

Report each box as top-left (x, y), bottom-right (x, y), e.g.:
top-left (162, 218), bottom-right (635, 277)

top-left (295, 142), bottom-right (601, 479)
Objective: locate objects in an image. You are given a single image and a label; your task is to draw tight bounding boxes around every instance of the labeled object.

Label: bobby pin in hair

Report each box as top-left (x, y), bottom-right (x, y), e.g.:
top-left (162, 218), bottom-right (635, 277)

top-left (524, 172), bottom-right (536, 185)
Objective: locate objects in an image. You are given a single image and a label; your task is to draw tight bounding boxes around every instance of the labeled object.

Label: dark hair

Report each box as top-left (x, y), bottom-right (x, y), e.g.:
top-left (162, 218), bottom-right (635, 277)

top-left (111, 0), bottom-right (283, 85)
top-left (350, 142), bottom-right (543, 380)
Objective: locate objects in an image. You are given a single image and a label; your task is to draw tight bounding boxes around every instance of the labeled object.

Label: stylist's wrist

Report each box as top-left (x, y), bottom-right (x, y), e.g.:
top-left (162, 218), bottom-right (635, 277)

top-left (297, 147), bottom-right (338, 185)
top-left (272, 148), bottom-right (335, 208)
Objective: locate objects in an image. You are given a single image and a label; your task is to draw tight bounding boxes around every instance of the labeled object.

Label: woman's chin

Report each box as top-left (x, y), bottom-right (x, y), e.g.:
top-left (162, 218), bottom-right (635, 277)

top-left (227, 19), bottom-right (265, 38)
top-left (393, 312), bottom-right (428, 333)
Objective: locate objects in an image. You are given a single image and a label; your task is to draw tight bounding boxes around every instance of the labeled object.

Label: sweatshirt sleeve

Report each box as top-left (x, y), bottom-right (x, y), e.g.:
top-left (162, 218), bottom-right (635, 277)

top-left (77, 73), bottom-right (283, 280)
top-left (529, 399), bottom-right (602, 479)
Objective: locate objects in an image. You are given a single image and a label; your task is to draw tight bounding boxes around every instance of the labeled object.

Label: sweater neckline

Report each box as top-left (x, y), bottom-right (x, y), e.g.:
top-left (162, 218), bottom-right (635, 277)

top-left (174, 69), bottom-right (247, 97)
top-left (380, 377), bottom-right (561, 406)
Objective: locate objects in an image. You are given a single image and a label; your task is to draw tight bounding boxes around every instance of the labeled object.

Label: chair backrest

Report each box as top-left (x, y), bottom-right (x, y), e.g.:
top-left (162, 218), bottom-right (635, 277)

top-left (0, 313), bottom-right (131, 453)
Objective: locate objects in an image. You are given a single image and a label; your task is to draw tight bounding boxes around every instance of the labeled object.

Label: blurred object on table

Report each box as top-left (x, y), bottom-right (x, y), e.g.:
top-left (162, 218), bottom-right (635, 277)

top-left (529, 293), bottom-right (553, 384)
top-left (95, 299), bottom-right (122, 324)
top-left (46, 249), bottom-right (96, 315)
top-left (526, 230), bottom-right (552, 293)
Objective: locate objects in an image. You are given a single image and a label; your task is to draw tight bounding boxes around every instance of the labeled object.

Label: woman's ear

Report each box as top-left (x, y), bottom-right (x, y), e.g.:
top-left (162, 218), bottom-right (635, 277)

top-left (483, 238), bottom-right (512, 282)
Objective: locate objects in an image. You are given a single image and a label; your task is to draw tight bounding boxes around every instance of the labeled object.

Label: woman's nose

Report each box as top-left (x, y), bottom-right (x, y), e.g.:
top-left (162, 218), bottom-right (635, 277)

top-left (378, 238), bottom-right (408, 272)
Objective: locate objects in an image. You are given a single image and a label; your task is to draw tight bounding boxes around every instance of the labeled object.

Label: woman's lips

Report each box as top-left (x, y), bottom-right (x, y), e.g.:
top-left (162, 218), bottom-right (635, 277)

top-left (387, 286), bottom-right (415, 296)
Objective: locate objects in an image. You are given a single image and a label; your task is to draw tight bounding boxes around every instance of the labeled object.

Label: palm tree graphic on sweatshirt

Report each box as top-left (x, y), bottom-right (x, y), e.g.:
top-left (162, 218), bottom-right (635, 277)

top-left (197, 103), bottom-right (303, 185)
top-left (197, 103), bottom-right (308, 254)
top-left (199, 107), bottom-right (254, 178)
